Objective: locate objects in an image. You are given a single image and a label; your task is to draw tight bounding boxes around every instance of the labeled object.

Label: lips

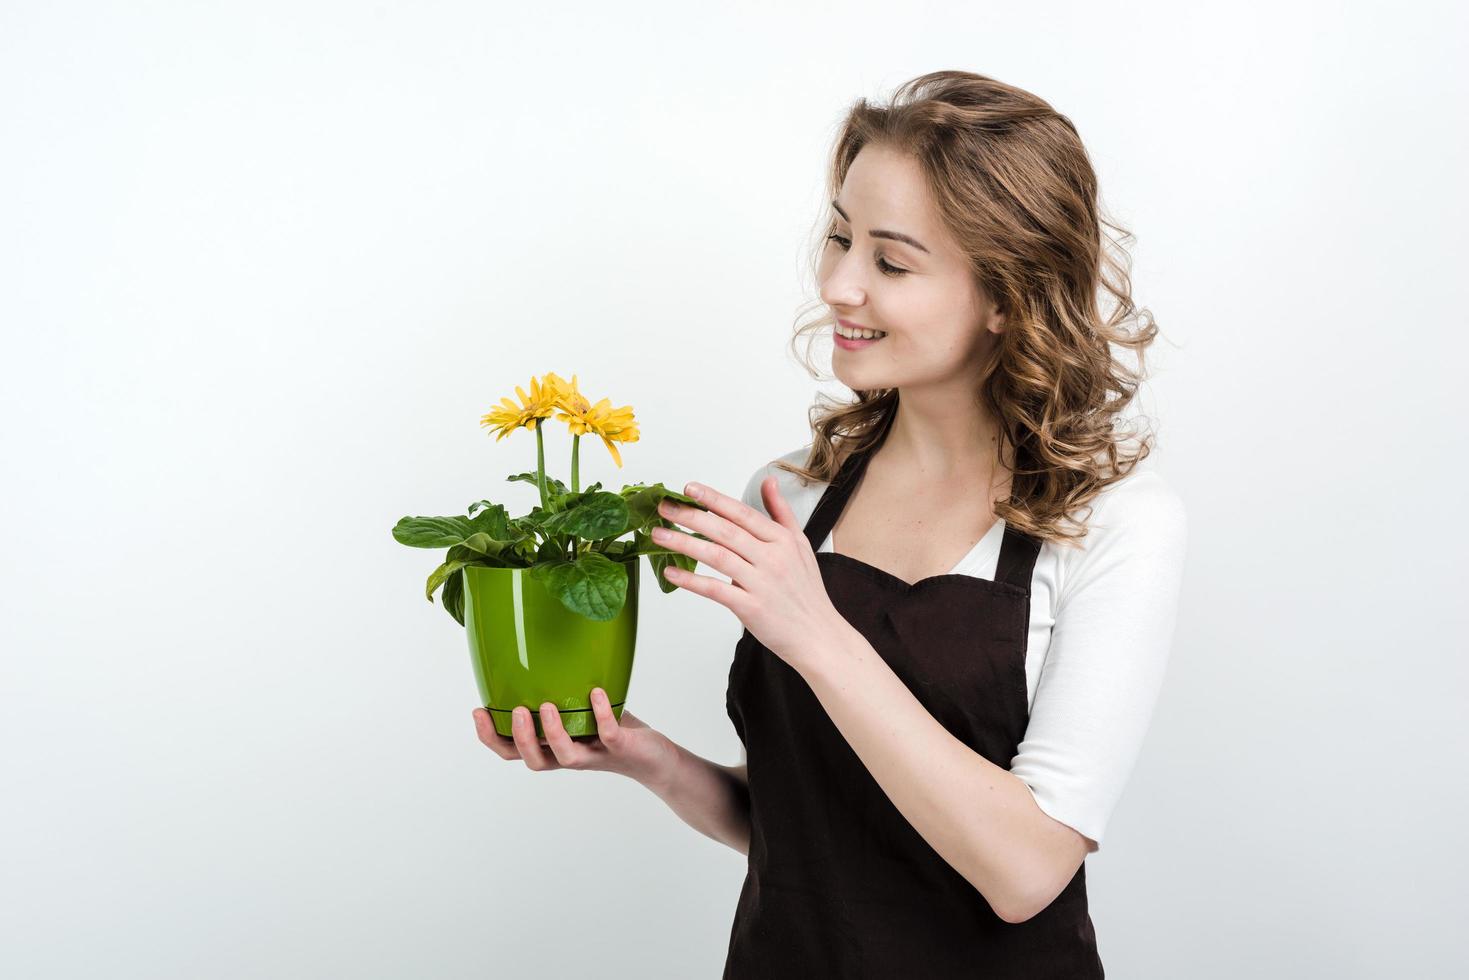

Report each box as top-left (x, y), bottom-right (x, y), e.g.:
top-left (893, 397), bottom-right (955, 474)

top-left (835, 318), bottom-right (887, 341)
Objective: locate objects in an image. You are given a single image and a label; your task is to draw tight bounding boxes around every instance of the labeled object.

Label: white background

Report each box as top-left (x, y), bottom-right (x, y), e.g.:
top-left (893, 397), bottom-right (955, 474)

top-left (4, 1), bottom-right (1465, 977)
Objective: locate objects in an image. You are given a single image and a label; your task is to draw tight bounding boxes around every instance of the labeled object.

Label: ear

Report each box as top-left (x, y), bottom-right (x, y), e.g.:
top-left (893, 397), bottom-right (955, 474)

top-left (982, 293), bottom-right (1006, 335)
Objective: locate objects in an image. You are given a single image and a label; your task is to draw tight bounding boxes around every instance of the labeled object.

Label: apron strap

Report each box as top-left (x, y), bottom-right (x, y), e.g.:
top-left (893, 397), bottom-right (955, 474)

top-left (802, 412), bottom-right (897, 551)
top-left (802, 441), bottom-right (871, 551)
top-left (994, 523), bottom-right (1042, 590)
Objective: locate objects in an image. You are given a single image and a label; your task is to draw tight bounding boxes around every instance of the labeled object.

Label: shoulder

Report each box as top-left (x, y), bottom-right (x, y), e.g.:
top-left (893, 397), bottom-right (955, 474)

top-left (740, 446), bottom-right (828, 518)
top-left (1053, 466), bottom-right (1188, 603)
top-left (1081, 467), bottom-right (1187, 540)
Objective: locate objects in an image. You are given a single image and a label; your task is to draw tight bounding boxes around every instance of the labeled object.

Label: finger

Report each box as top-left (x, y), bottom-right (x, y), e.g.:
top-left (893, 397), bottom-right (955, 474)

top-left (510, 705), bottom-right (561, 771)
top-left (759, 475), bottom-right (804, 534)
top-left (662, 564), bottom-right (746, 614)
top-left (683, 481), bottom-right (783, 543)
top-left (589, 687), bottom-right (623, 749)
top-left (656, 497), bottom-right (764, 564)
top-left (540, 702), bottom-right (596, 768)
top-left (651, 513), bottom-right (754, 585)
top-left (472, 707), bottom-right (522, 759)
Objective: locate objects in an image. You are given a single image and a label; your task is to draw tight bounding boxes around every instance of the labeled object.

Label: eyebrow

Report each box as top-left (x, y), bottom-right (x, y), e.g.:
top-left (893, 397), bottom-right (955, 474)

top-left (831, 199), bottom-right (931, 254)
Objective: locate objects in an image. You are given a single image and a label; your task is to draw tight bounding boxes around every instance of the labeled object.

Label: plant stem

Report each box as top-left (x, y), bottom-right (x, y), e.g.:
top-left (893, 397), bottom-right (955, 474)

top-left (534, 421), bottom-right (549, 510)
top-left (569, 434), bottom-right (582, 563)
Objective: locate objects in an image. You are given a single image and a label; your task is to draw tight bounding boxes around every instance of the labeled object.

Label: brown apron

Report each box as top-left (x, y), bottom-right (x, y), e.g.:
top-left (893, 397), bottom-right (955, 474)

top-left (724, 424), bottom-right (1104, 978)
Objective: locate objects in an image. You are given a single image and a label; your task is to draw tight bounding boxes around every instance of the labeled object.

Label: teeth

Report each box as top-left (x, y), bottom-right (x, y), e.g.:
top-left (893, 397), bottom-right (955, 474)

top-left (836, 325), bottom-right (886, 340)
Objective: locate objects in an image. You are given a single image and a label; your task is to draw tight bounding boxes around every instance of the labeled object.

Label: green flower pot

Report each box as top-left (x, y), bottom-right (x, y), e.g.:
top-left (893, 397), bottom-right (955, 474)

top-left (463, 562), bottom-right (640, 739)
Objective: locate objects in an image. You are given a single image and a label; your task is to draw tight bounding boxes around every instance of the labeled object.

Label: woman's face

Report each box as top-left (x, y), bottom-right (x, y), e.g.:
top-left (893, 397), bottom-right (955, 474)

top-left (817, 143), bottom-right (1004, 394)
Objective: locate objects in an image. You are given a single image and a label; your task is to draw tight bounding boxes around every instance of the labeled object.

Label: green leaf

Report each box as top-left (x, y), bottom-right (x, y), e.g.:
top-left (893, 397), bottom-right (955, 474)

top-left (426, 557), bottom-right (472, 603)
top-left (527, 552), bottom-right (628, 621)
top-left (510, 536), bottom-right (541, 562)
top-left (449, 532), bottom-right (526, 565)
top-left (620, 483), bottom-right (706, 529)
top-left (506, 472), bottom-right (570, 497)
top-left (441, 565), bottom-right (466, 626)
top-left (630, 527), bottom-right (702, 594)
top-left (512, 510), bottom-right (555, 539)
top-left (543, 482), bottom-right (605, 515)
top-left (392, 503), bottom-right (513, 548)
top-left (551, 491), bottom-right (629, 540)
top-left (598, 539), bottom-right (634, 561)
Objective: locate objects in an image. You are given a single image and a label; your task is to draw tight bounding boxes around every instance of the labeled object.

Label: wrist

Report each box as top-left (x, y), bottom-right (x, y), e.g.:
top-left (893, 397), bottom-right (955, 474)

top-left (632, 729), bottom-right (683, 797)
top-left (793, 612), bottom-right (859, 681)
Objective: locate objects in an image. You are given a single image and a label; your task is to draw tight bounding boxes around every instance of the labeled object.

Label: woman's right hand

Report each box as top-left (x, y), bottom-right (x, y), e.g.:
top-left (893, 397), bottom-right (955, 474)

top-left (472, 686), bottom-right (678, 788)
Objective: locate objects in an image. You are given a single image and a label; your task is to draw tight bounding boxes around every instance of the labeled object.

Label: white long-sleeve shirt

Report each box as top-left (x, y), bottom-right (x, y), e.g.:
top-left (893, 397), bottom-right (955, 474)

top-left (737, 446), bottom-right (1189, 853)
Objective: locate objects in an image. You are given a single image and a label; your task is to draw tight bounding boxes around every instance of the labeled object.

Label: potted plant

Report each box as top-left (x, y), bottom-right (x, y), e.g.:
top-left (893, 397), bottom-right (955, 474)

top-left (391, 371), bottom-right (707, 739)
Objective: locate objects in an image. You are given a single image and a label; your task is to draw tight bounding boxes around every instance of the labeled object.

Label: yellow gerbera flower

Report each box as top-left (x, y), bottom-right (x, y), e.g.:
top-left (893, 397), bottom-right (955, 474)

top-left (550, 373), bottom-right (641, 468)
top-left (479, 373), bottom-right (562, 441)
top-left (541, 371), bottom-right (582, 412)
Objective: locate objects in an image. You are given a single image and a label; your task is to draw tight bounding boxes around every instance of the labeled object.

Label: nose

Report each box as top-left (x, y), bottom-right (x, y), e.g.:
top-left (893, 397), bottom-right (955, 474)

top-left (819, 250), bottom-right (868, 309)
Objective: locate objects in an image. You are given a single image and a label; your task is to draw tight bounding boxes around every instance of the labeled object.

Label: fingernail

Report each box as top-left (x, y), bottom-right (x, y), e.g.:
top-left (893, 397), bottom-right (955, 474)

top-left (685, 482), bottom-right (703, 499)
top-left (592, 688), bottom-right (604, 703)
top-left (513, 710), bottom-right (524, 727)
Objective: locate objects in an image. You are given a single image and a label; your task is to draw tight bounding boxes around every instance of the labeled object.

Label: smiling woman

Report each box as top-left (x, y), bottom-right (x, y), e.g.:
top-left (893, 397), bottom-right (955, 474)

top-left (700, 70), bottom-right (1185, 978)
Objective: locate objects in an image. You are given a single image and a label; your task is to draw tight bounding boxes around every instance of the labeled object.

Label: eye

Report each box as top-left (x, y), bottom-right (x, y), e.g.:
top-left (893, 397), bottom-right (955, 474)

top-left (825, 233), bottom-right (908, 277)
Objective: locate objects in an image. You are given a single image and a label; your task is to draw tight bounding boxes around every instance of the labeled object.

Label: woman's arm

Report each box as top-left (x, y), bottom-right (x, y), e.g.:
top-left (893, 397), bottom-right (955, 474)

top-left (797, 473), bottom-right (1188, 923)
top-left (639, 738), bottom-right (750, 855)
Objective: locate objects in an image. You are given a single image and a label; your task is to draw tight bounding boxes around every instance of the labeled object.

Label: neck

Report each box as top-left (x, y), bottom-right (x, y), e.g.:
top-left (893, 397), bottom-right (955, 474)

top-left (877, 387), bottom-right (1007, 486)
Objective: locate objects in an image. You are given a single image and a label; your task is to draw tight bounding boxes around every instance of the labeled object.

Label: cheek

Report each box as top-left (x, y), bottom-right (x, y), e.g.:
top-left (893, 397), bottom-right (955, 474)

top-left (909, 288), bottom-right (985, 344)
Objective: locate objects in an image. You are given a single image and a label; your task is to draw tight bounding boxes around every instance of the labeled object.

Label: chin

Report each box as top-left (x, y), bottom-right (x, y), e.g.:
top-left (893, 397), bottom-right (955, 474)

top-left (833, 366), bottom-right (894, 391)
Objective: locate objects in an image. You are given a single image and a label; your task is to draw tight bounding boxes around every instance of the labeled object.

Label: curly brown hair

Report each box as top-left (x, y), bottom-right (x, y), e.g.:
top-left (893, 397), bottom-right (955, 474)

top-left (774, 70), bottom-right (1168, 548)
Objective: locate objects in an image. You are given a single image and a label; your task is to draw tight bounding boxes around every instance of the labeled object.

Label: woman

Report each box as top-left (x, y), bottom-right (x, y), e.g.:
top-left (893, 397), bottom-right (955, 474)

top-left (472, 70), bottom-right (1187, 977)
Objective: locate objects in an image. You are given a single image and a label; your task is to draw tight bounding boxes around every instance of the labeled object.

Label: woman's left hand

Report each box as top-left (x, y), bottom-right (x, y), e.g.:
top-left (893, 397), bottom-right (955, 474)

top-left (652, 479), bottom-right (844, 672)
